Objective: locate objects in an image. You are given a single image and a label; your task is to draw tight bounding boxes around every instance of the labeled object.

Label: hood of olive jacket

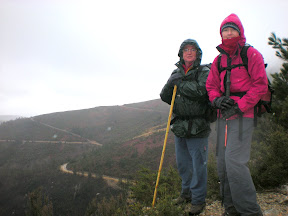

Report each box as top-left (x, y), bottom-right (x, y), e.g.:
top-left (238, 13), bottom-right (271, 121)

top-left (177, 39), bottom-right (202, 67)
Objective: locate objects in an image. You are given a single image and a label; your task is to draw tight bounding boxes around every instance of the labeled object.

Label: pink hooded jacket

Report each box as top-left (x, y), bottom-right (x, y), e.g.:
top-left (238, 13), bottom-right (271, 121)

top-left (206, 13), bottom-right (268, 119)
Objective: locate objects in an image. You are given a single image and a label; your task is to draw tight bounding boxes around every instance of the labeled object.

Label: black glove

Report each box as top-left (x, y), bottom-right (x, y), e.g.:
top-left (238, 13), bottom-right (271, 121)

top-left (221, 103), bottom-right (243, 119)
top-left (213, 96), bottom-right (235, 110)
top-left (167, 73), bottom-right (183, 87)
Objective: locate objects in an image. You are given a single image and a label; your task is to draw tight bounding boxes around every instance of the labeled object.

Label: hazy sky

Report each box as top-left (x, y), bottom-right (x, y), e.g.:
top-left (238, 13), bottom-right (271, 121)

top-left (1, 0), bottom-right (288, 117)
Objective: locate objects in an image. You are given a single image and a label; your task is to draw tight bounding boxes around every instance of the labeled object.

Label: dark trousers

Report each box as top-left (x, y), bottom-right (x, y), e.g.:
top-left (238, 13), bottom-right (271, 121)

top-left (217, 118), bottom-right (262, 216)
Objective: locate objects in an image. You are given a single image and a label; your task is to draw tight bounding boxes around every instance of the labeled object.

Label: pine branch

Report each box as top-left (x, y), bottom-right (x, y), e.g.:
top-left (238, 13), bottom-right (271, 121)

top-left (268, 33), bottom-right (288, 61)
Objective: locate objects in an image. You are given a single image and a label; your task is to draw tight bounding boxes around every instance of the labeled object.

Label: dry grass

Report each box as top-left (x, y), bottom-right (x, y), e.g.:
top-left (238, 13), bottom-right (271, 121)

top-left (188, 191), bottom-right (288, 216)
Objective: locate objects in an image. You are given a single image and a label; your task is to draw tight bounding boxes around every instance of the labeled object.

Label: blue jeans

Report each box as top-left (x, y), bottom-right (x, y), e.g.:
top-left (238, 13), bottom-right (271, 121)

top-left (174, 136), bottom-right (208, 205)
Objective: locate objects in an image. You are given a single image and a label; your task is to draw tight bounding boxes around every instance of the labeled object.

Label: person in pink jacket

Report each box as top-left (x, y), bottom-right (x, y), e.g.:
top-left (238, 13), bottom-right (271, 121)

top-left (206, 13), bottom-right (267, 216)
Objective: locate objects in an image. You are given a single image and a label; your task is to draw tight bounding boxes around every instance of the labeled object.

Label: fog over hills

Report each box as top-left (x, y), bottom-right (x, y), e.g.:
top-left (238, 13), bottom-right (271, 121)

top-left (0, 115), bottom-right (22, 123)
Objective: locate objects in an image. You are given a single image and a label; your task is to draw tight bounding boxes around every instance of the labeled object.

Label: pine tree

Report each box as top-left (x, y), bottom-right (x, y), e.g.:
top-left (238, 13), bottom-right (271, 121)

top-left (251, 33), bottom-right (288, 188)
top-left (268, 33), bottom-right (288, 129)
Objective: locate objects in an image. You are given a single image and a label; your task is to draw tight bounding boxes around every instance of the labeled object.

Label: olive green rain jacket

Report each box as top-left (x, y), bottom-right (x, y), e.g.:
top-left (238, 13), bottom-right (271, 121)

top-left (160, 39), bottom-right (211, 138)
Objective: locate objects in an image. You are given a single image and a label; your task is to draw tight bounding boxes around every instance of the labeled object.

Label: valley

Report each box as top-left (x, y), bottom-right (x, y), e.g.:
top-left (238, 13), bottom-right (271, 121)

top-left (0, 99), bottom-right (173, 215)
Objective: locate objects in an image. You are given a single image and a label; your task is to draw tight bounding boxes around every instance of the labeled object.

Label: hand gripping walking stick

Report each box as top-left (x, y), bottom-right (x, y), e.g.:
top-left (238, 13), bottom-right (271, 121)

top-left (152, 85), bottom-right (177, 208)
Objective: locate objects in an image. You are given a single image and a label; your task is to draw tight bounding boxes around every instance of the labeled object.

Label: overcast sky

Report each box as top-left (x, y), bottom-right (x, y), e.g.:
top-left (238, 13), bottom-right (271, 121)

top-left (1, 0), bottom-right (287, 117)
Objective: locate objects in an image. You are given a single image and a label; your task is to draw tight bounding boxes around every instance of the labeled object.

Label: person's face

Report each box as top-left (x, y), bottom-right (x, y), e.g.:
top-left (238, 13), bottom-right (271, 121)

top-left (182, 45), bottom-right (197, 65)
top-left (221, 27), bottom-right (240, 39)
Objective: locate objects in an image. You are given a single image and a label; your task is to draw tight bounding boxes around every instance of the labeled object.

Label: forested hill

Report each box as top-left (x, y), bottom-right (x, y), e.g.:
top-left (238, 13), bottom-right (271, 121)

top-left (33, 98), bottom-right (171, 145)
top-left (0, 99), bottom-right (170, 144)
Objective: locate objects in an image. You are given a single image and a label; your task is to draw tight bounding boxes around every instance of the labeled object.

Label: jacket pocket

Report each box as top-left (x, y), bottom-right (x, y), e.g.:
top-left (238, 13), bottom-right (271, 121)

top-left (171, 118), bottom-right (209, 138)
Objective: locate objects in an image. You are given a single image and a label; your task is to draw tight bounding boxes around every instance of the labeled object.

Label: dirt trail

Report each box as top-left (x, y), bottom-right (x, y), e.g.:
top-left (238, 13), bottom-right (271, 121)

top-left (30, 118), bottom-right (102, 146)
top-left (0, 139), bottom-right (101, 145)
top-left (121, 105), bottom-right (167, 113)
top-left (60, 163), bottom-right (129, 189)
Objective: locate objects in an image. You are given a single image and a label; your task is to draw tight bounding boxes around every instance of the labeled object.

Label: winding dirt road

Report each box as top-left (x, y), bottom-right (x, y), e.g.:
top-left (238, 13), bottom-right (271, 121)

top-left (60, 163), bottom-right (129, 189)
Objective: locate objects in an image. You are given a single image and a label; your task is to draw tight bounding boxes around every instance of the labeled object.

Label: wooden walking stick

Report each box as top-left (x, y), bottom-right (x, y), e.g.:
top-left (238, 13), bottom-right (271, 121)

top-left (152, 85), bottom-right (177, 208)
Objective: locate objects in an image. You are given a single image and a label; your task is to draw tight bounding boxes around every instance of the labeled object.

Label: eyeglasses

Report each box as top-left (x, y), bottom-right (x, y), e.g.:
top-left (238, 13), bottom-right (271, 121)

top-left (183, 48), bottom-right (197, 53)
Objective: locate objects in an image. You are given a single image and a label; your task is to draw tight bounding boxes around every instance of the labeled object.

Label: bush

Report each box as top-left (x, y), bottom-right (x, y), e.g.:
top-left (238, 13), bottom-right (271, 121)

top-left (249, 33), bottom-right (288, 189)
top-left (130, 167), bottom-right (181, 206)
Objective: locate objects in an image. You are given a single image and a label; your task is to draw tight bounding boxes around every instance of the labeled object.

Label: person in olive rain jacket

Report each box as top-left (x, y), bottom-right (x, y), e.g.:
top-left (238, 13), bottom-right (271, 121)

top-left (160, 39), bottom-right (211, 215)
top-left (206, 13), bottom-right (267, 216)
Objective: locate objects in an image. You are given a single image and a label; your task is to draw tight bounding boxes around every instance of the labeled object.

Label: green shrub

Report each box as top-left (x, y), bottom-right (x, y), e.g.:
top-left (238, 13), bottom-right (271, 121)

top-left (130, 167), bottom-right (181, 206)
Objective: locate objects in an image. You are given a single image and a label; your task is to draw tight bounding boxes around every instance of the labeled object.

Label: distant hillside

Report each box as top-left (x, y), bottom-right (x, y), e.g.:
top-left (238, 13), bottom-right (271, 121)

top-left (0, 99), bottom-right (174, 148)
top-left (27, 99), bottom-right (170, 145)
top-left (122, 99), bottom-right (170, 112)
top-left (0, 118), bottom-right (87, 142)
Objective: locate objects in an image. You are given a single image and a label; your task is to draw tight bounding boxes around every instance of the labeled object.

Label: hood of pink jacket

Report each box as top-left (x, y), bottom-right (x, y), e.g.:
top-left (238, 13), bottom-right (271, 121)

top-left (219, 13), bottom-right (246, 48)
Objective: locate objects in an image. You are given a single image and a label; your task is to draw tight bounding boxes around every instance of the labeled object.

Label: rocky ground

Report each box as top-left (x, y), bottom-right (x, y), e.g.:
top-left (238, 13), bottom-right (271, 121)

top-left (198, 186), bottom-right (288, 216)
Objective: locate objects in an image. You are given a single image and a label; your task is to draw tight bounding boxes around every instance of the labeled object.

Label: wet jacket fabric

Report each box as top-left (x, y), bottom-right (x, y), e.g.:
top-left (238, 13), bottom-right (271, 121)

top-left (206, 14), bottom-right (268, 119)
top-left (160, 39), bottom-right (211, 138)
